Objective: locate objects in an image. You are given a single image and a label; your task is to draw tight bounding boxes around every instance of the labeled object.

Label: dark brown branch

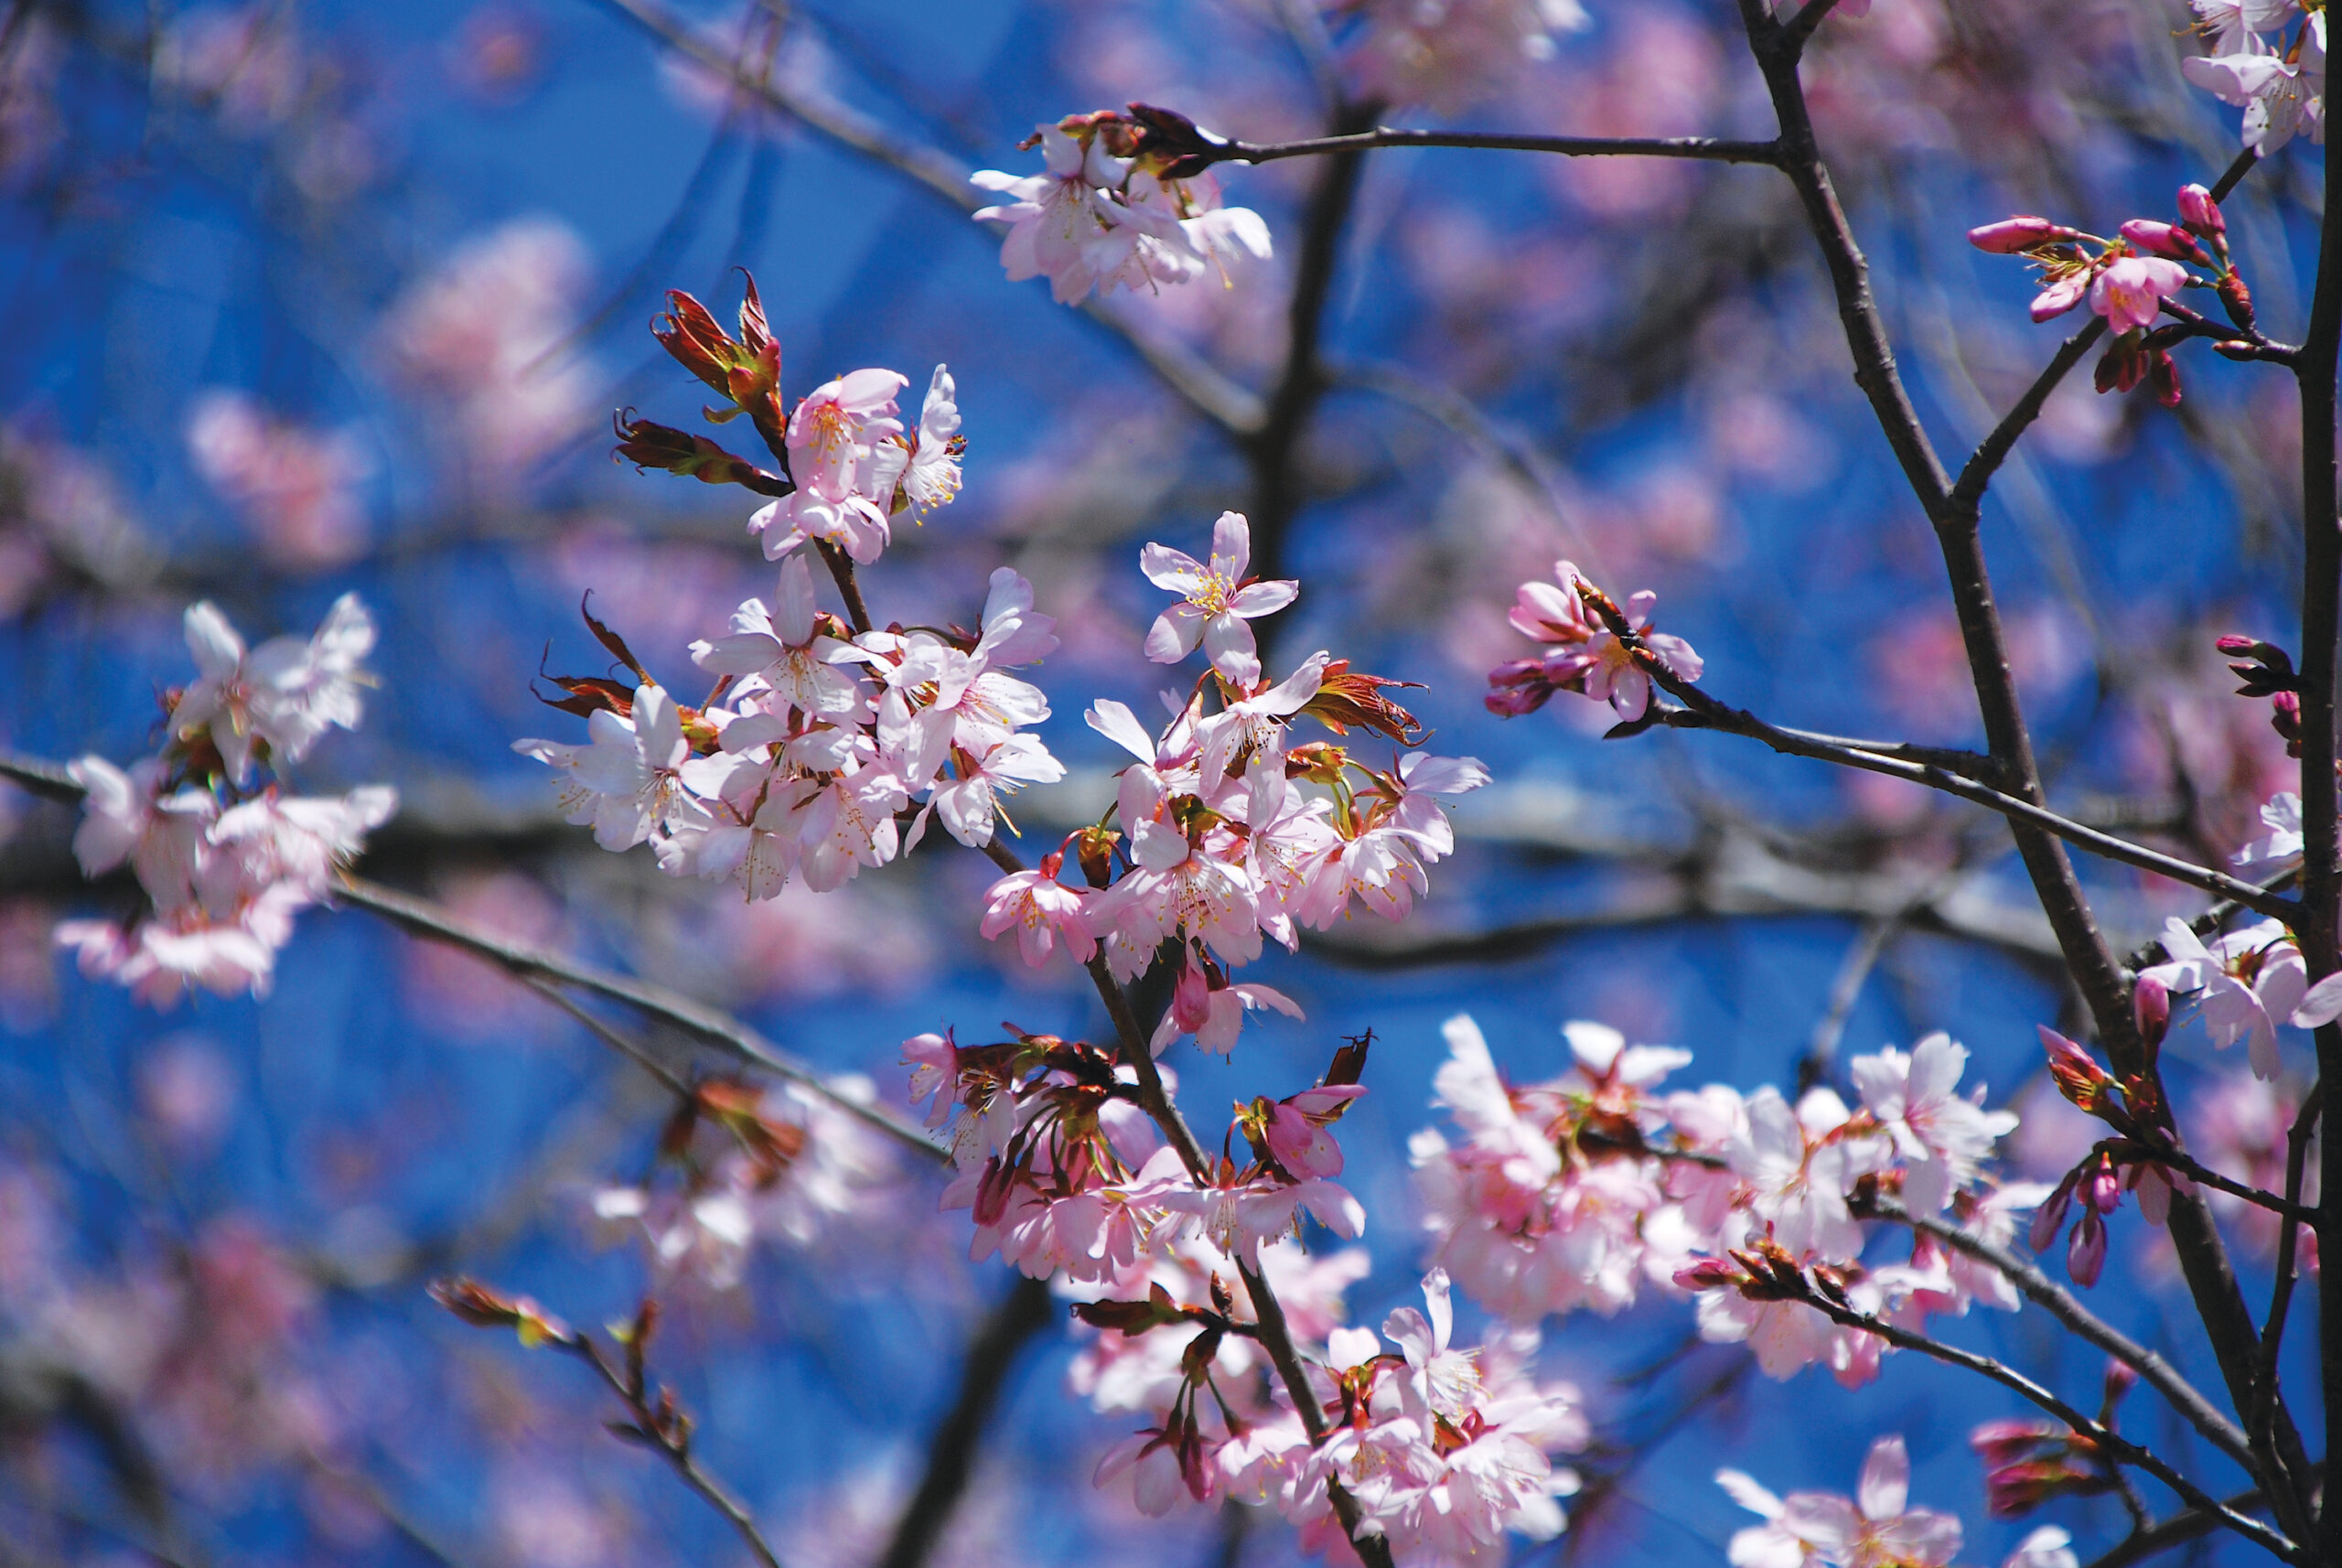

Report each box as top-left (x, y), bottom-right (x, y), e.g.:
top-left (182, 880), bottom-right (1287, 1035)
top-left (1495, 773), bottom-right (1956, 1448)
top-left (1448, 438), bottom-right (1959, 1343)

top-left (875, 1276), bottom-right (1055, 1568)
top-left (2251, 1087), bottom-right (2320, 1475)
top-left (1867, 1197), bottom-right (2263, 1485)
top-left (1209, 127), bottom-right (1781, 168)
top-left (2081, 1490), bottom-right (2269, 1568)
top-left (1728, 6), bottom-right (2313, 1514)
top-left (1622, 683), bottom-right (2297, 919)
top-left (2294, 48), bottom-right (2342, 1559)
top-left (1948, 318), bottom-right (2108, 519)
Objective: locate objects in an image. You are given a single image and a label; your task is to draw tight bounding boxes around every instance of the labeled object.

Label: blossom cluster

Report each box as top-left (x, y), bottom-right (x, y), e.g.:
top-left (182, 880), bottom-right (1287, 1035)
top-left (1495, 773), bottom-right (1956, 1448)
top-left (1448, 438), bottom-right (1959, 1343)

top-left (590, 1075), bottom-right (903, 1290)
top-left (1484, 560), bottom-right (1703, 721)
top-left (972, 110), bottom-right (1271, 306)
top-left (1073, 1238), bottom-right (1587, 1561)
top-left (515, 551), bottom-right (1060, 897)
top-left (1968, 183), bottom-right (2255, 408)
top-left (57, 595), bottom-right (396, 1004)
top-left (979, 511), bottom-right (1488, 1053)
top-left (1411, 1015), bottom-right (2039, 1386)
top-left (2185, 0), bottom-right (2326, 152)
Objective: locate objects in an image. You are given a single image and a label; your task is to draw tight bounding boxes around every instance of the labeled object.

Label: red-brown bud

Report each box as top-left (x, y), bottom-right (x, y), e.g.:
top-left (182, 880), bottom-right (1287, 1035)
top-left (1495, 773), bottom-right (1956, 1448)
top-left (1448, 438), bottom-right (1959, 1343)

top-left (612, 412), bottom-right (792, 496)
top-left (2217, 271), bottom-right (2256, 332)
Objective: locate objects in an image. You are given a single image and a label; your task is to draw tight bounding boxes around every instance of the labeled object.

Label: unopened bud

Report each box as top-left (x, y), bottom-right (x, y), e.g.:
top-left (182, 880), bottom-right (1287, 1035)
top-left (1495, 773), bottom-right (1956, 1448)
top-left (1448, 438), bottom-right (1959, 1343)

top-left (1073, 825), bottom-right (1120, 890)
top-left (2133, 975), bottom-right (2169, 1056)
top-left (2273, 691), bottom-right (2304, 757)
top-left (612, 412), bottom-right (791, 496)
top-left (1969, 216), bottom-right (2075, 253)
top-left (2039, 1026), bottom-right (2119, 1113)
top-left (2217, 271), bottom-right (2256, 331)
top-left (2119, 219), bottom-right (2206, 263)
top-left (2177, 183), bottom-right (2225, 238)
top-left (2146, 348), bottom-right (2183, 410)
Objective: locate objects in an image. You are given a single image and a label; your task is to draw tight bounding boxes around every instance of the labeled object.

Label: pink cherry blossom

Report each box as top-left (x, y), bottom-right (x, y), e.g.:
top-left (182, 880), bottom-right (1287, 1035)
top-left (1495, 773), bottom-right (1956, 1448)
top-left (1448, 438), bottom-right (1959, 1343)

top-left (2088, 254), bottom-right (2190, 333)
top-left (980, 857), bottom-right (1097, 968)
top-left (1140, 511), bottom-right (1297, 686)
top-left (2139, 916), bottom-right (2306, 1079)
top-left (1848, 1033), bottom-right (2017, 1213)
top-left (171, 594), bottom-right (377, 783)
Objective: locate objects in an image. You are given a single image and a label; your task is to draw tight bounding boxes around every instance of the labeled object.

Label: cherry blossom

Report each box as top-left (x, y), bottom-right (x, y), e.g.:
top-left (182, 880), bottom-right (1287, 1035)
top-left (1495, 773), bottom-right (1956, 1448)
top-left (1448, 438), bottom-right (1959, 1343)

top-left (2237, 790), bottom-right (2304, 868)
top-left (170, 594), bottom-right (378, 784)
top-left (55, 597), bottom-right (396, 1004)
top-left (1487, 561), bottom-right (1702, 720)
top-left (2138, 915), bottom-right (2306, 1079)
top-left (514, 683), bottom-right (689, 852)
top-left (1141, 510), bottom-right (1297, 686)
top-left (980, 853), bottom-right (1097, 968)
top-left (1849, 1033), bottom-right (2018, 1213)
top-left (1718, 1435), bottom-right (1961, 1568)
top-left (2184, 12), bottom-right (2326, 152)
top-left (2088, 255), bottom-right (2190, 333)
top-left (688, 553), bottom-right (864, 717)
top-left (972, 117), bottom-right (1271, 306)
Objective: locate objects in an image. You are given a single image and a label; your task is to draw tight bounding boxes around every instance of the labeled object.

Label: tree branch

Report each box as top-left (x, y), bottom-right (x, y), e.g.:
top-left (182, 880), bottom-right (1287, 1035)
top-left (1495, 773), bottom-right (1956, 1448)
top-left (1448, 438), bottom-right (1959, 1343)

top-left (874, 1276), bottom-right (1056, 1568)
top-left (1617, 680), bottom-right (2297, 919)
top-left (2292, 40), bottom-right (2342, 1557)
top-left (1731, 3), bottom-right (2317, 1520)
top-left (1787, 1284), bottom-right (2299, 1563)
top-left (2080, 1490), bottom-right (2269, 1568)
top-left (1865, 1197), bottom-right (2265, 1488)
top-left (1207, 127), bottom-right (1781, 168)
top-left (563, 1333), bottom-right (787, 1568)
top-left (580, 0), bottom-right (1265, 435)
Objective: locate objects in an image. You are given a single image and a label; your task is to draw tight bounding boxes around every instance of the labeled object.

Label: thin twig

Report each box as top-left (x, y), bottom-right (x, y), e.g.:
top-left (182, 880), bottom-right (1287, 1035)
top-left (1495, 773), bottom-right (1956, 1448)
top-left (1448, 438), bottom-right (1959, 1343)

top-left (1787, 1285), bottom-right (2299, 1563)
top-left (2251, 1086), bottom-right (2321, 1469)
top-left (2079, 1490), bottom-right (2268, 1568)
top-left (563, 1334), bottom-right (788, 1568)
top-left (520, 976), bottom-right (696, 1100)
top-left (1865, 1197), bottom-right (2264, 1487)
top-left (580, 0), bottom-right (1264, 435)
top-left (1618, 679), bottom-right (2297, 919)
top-left (1209, 127), bottom-right (1781, 168)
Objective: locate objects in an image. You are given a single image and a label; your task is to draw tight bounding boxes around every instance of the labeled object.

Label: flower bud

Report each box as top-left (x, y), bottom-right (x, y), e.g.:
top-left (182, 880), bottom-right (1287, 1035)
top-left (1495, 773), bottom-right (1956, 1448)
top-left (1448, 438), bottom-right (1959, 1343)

top-left (612, 412), bottom-right (792, 496)
top-left (2039, 1026), bottom-right (2118, 1114)
top-left (2119, 219), bottom-right (2206, 263)
top-left (1073, 1283), bottom-right (1184, 1336)
top-left (2030, 274), bottom-right (2089, 322)
top-left (2146, 348), bottom-right (2183, 410)
top-left (2068, 1207), bottom-right (2108, 1286)
top-left (1969, 216), bottom-right (2074, 252)
top-left (2177, 183), bottom-right (2225, 237)
top-left (2133, 974), bottom-right (2169, 1056)
top-left (2217, 271), bottom-right (2256, 331)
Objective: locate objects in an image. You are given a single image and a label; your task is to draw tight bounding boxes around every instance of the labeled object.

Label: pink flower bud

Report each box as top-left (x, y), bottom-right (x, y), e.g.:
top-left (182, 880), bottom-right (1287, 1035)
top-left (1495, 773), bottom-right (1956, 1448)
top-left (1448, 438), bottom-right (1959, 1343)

top-left (2030, 274), bottom-right (2089, 322)
top-left (2177, 183), bottom-right (2225, 237)
top-left (2068, 1207), bottom-right (2108, 1286)
top-left (1969, 216), bottom-right (2071, 253)
top-left (1673, 1258), bottom-right (1740, 1291)
top-left (2119, 219), bottom-right (2204, 262)
top-left (2133, 975), bottom-right (2169, 1054)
